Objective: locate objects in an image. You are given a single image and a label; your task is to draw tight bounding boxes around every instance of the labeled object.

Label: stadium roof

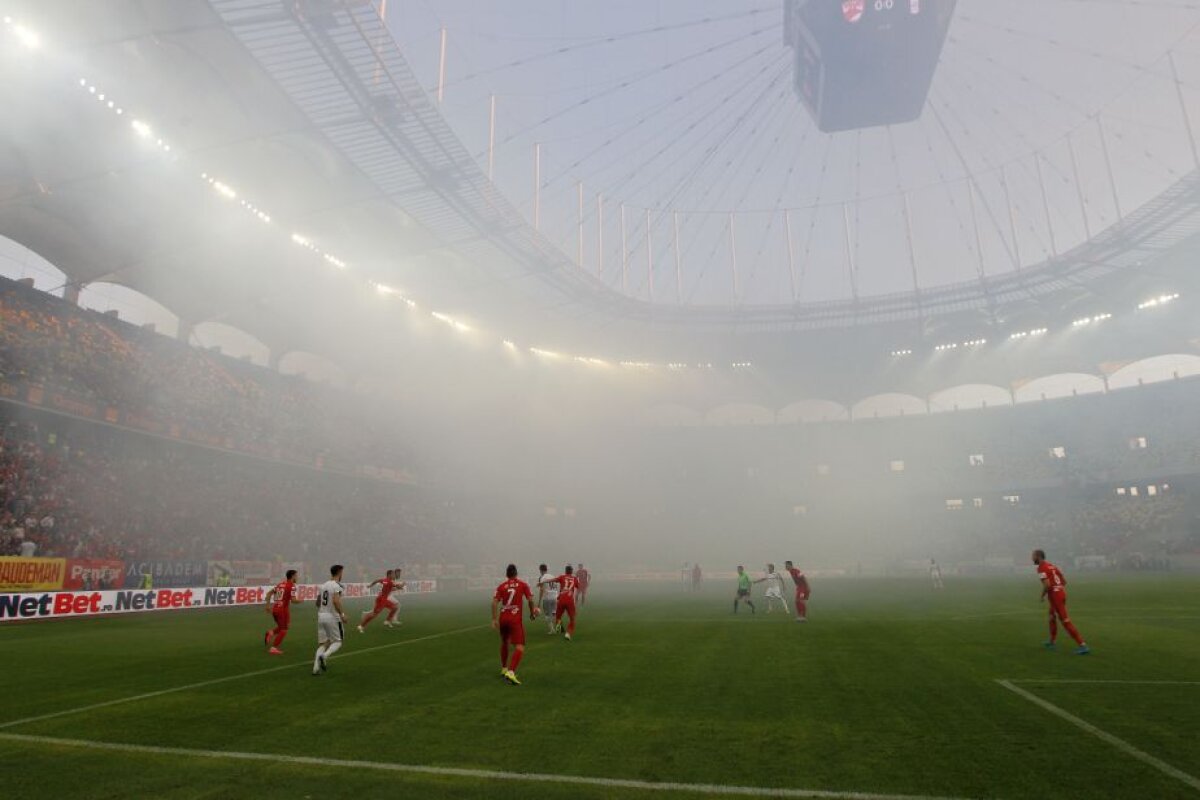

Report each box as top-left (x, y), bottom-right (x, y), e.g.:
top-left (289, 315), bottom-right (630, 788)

top-left (2, 0), bottom-right (1200, 370)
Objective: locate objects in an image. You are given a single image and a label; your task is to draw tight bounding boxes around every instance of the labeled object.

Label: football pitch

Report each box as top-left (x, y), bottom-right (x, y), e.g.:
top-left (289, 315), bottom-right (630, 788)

top-left (1, 576), bottom-right (1197, 799)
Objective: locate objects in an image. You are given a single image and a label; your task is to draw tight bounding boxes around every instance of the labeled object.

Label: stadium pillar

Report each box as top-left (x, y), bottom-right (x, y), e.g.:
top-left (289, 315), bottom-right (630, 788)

top-left (597, 193), bottom-right (604, 280)
top-left (177, 319), bottom-right (194, 344)
top-left (437, 26), bottom-right (447, 105)
top-left (784, 209), bottom-right (797, 302)
top-left (62, 281), bottom-right (83, 306)
top-left (620, 203), bottom-right (628, 293)
top-left (646, 208), bottom-right (654, 302)
top-left (1096, 116), bottom-right (1122, 223)
top-left (1169, 52), bottom-right (1200, 170)
top-left (1035, 154), bottom-right (1058, 259)
top-left (673, 211), bottom-right (683, 304)
top-left (1066, 134), bottom-right (1092, 240)
top-left (487, 94), bottom-right (496, 181)
top-left (534, 143), bottom-right (541, 231)
top-left (729, 212), bottom-right (740, 303)
top-left (999, 167), bottom-right (1020, 272)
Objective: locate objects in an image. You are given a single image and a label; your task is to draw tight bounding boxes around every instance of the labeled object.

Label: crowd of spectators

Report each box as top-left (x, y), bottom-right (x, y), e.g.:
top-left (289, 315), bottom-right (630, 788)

top-left (0, 414), bottom-right (469, 568)
top-left (0, 277), bottom-right (406, 471)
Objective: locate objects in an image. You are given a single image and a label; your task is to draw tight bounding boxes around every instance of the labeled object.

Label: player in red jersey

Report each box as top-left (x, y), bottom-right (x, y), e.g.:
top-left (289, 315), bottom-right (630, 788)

top-left (785, 560), bottom-right (810, 623)
top-left (358, 568), bottom-right (405, 633)
top-left (264, 569), bottom-right (302, 655)
top-left (492, 563), bottom-right (538, 684)
top-left (576, 563), bottom-right (590, 605)
top-left (1033, 549), bottom-right (1090, 655)
top-left (553, 564), bottom-right (582, 640)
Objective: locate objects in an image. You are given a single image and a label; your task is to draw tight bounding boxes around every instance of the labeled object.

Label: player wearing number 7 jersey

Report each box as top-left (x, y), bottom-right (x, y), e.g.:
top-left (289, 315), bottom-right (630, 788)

top-left (1032, 549), bottom-right (1090, 655)
top-left (492, 564), bottom-right (538, 685)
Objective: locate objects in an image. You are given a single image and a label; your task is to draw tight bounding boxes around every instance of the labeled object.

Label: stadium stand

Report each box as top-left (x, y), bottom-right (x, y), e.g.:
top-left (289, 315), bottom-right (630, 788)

top-left (1, 276), bottom-right (406, 474)
top-left (2, 276), bottom-right (1198, 574)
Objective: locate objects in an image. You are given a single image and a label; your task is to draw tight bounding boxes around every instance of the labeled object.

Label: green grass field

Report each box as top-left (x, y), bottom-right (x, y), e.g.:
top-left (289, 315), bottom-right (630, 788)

top-left (1, 575), bottom-right (1197, 799)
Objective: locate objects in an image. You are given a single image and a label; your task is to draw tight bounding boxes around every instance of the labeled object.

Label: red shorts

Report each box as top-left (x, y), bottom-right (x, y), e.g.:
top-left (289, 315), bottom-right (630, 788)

top-left (556, 596), bottom-right (577, 616)
top-left (1047, 590), bottom-right (1069, 618)
top-left (374, 596), bottom-right (397, 612)
top-left (498, 616), bottom-right (525, 646)
top-left (795, 588), bottom-right (810, 601)
top-left (271, 609), bottom-right (290, 629)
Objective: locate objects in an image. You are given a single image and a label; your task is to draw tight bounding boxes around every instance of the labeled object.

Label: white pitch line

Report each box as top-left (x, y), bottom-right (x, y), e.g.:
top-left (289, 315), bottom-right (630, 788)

top-left (1010, 679), bottom-right (1200, 686)
top-left (996, 679), bottom-right (1200, 793)
top-left (0, 624), bottom-right (487, 731)
top-left (0, 731), bottom-right (977, 800)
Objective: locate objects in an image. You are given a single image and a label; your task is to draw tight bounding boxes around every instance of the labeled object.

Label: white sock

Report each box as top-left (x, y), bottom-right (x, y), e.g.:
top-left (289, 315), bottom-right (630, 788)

top-left (325, 641), bottom-right (342, 658)
top-left (313, 645), bottom-right (327, 670)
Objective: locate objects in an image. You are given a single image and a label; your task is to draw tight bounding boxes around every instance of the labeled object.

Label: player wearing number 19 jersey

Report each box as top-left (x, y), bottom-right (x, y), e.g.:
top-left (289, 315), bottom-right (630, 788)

top-left (313, 564), bottom-right (347, 676)
top-left (492, 564), bottom-right (537, 685)
top-left (1032, 549), bottom-right (1090, 655)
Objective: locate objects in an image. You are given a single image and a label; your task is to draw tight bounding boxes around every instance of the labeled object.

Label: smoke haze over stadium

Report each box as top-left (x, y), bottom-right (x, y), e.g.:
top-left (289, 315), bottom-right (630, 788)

top-left (2, 2), bottom-right (1200, 798)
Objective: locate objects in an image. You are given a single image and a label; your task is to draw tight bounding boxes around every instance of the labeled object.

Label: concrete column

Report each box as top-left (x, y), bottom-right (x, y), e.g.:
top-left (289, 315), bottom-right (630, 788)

top-left (62, 281), bottom-right (84, 306)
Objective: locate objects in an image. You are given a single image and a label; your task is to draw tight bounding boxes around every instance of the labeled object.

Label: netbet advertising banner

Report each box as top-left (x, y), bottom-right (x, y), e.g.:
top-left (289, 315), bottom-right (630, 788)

top-left (0, 557), bottom-right (66, 591)
top-left (122, 560), bottom-right (208, 588)
top-left (0, 580), bottom-right (437, 623)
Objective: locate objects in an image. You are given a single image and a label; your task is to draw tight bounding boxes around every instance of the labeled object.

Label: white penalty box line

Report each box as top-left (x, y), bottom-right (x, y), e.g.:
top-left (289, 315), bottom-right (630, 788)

top-left (0, 624), bottom-right (489, 732)
top-left (996, 679), bottom-right (1200, 793)
top-left (0, 731), bottom-right (978, 800)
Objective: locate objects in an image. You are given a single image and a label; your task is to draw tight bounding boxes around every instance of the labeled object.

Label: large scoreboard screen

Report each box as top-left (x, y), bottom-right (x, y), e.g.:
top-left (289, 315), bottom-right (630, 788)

top-left (784, 0), bottom-right (957, 133)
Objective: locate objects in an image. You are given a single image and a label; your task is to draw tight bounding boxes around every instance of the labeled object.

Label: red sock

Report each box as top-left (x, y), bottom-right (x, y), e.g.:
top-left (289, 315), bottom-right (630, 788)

top-left (567, 614), bottom-right (576, 635)
top-left (1062, 619), bottom-right (1084, 646)
top-left (272, 628), bottom-right (288, 648)
top-left (1049, 616), bottom-right (1058, 643)
top-left (509, 647), bottom-right (524, 672)
top-left (500, 642), bottom-right (509, 667)
top-left (386, 608), bottom-right (397, 622)
top-left (796, 598), bottom-right (807, 617)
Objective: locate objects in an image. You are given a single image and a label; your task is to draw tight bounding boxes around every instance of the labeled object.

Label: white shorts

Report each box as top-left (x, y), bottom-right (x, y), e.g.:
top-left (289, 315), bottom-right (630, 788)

top-left (541, 597), bottom-right (557, 616)
top-left (317, 616), bottom-right (344, 643)
top-left (765, 587), bottom-right (783, 599)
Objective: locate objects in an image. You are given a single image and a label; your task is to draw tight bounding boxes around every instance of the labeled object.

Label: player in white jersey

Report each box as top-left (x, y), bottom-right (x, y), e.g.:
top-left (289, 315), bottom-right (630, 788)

top-left (313, 563), bottom-right (347, 676)
top-left (536, 563), bottom-right (560, 634)
top-left (929, 558), bottom-right (944, 590)
top-left (754, 563), bottom-right (789, 615)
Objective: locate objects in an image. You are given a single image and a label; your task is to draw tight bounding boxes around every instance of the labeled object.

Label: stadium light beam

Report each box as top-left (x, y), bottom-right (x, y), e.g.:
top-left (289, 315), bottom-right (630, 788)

top-left (1137, 293), bottom-right (1180, 310)
top-left (1072, 313), bottom-right (1112, 327)
top-left (13, 24), bottom-right (40, 49)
